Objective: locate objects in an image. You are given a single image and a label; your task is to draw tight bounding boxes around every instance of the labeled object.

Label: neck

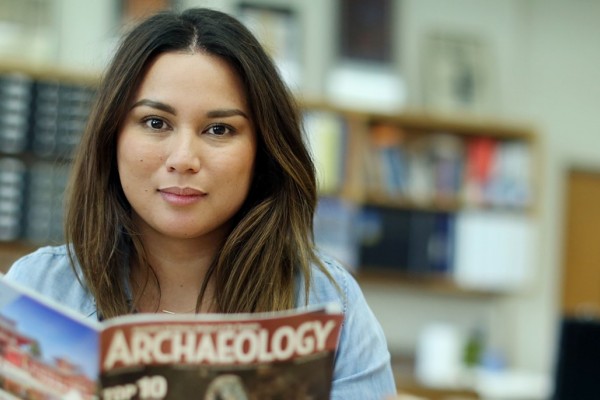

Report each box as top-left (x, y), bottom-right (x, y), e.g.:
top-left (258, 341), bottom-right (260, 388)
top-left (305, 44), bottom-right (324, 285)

top-left (130, 228), bottom-right (225, 314)
top-left (131, 266), bottom-right (217, 314)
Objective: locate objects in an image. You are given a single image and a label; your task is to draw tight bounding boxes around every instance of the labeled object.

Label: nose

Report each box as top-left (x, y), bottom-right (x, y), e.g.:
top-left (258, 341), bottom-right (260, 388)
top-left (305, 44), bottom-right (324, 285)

top-left (165, 132), bottom-right (200, 173)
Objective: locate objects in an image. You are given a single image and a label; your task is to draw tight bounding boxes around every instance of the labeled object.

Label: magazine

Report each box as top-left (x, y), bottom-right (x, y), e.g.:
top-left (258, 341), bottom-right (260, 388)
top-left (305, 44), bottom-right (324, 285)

top-left (0, 276), bottom-right (343, 400)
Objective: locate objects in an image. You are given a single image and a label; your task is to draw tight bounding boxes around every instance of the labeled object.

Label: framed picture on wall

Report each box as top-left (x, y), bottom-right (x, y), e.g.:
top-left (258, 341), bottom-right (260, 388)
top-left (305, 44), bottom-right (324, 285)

top-left (237, 2), bottom-right (302, 90)
top-left (420, 30), bottom-right (495, 115)
top-left (337, 0), bottom-right (394, 64)
top-left (326, 0), bottom-right (405, 112)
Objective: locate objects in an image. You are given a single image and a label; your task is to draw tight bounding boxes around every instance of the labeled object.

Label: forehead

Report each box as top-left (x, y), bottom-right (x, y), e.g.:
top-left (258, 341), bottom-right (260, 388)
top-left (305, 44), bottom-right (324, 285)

top-left (134, 51), bottom-right (249, 109)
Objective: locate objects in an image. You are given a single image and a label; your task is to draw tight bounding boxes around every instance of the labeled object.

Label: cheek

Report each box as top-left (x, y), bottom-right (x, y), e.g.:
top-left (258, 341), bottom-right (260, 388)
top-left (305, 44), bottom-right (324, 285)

top-left (117, 136), bottom-right (161, 186)
top-left (226, 148), bottom-right (256, 188)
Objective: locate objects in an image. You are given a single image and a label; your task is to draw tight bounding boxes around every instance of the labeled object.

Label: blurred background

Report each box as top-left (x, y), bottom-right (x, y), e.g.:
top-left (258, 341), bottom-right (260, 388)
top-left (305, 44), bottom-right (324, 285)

top-left (1, 0), bottom-right (600, 399)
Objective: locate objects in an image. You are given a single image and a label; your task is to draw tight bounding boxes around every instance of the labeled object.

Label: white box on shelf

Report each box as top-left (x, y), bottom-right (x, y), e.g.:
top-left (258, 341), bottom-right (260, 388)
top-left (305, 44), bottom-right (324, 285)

top-left (453, 210), bottom-right (535, 292)
top-left (325, 62), bottom-right (407, 113)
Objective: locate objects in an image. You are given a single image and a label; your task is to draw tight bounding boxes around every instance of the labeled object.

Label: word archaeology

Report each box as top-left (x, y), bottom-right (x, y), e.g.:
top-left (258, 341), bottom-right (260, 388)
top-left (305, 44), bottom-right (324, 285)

top-left (103, 320), bottom-right (337, 370)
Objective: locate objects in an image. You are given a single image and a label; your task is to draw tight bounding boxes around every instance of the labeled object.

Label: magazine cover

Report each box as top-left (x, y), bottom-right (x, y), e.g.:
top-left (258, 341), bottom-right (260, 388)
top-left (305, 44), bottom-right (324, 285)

top-left (0, 276), bottom-right (343, 400)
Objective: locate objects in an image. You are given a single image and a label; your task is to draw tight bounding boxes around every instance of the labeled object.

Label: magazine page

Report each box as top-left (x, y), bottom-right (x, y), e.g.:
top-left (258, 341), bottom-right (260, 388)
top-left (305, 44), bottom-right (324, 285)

top-left (0, 275), bottom-right (344, 400)
top-left (99, 304), bottom-right (343, 400)
top-left (0, 276), bottom-right (101, 400)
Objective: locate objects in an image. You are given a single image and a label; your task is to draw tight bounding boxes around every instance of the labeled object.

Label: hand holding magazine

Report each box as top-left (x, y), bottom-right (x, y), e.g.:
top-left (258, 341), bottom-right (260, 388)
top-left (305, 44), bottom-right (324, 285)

top-left (0, 276), bottom-right (343, 400)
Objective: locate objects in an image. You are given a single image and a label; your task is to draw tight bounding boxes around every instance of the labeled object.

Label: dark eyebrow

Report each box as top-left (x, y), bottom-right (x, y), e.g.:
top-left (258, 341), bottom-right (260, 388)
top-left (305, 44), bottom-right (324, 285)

top-left (130, 99), bottom-right (249, 120)
top-left (206, 109), bottom-right (249, 120)
top-left (130, 99), bottom-right (176, 115)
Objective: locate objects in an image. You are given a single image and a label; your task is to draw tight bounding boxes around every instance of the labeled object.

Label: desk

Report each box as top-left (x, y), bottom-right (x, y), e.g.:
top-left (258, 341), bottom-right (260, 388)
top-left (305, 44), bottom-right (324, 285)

top-left (393, 355), bottom-right (479, 399)
top-left (0, 242), bottom-right (36, 274)
top-left (392, 355), bottom-right (550, 400)
top-left (396, 377), bottom-right (479, 399)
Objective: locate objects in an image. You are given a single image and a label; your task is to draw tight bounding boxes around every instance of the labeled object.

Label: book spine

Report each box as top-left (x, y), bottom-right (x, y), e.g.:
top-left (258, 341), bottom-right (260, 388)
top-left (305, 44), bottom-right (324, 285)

top-left (0, 72), bottom-right (96, 244)
top-left (303, 110), bottom-right (347, 195)
top-left (0, 73), bottom-right (33, 154)
top-left (0, 157), bottom-right (27, 241)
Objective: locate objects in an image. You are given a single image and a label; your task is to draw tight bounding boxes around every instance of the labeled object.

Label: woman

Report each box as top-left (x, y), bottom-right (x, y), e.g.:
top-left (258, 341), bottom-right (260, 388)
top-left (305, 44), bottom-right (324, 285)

top-left (5, 8), bottom-right (396, 399)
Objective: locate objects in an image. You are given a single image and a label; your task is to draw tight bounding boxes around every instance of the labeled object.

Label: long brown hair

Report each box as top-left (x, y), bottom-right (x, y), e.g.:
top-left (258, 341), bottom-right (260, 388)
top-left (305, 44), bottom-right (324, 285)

top-left (65, 8), bottom-right (331, 319)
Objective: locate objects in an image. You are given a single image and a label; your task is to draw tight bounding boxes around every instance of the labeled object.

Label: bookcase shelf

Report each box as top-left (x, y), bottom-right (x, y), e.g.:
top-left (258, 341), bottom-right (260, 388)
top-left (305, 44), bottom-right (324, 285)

top-left (0, 63), bottom-right (97, 245)
top-left (306, 101), bottom-right (538, 295)
top-left (0, 63), bottom-right (538, 296)
top-left (0, 241), bottom-right (38, 274)
top-left (302, 99), bottom-right (536, 140)
top-left (0, 59), bottom-right (99, 86)
top-left (356, 269), bottom-right (504, 299)
top-left (362, 194), bottom-right (535, 214)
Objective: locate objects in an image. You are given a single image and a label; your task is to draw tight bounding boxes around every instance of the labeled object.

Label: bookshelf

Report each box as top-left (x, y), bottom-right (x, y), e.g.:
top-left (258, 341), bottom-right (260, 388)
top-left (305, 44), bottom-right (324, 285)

top-left (305, 101), bottom-right (538, 296)
top-left (0, 64), bottom-right (538, 298)
top-left (0, 62), bottom-right (97, 249)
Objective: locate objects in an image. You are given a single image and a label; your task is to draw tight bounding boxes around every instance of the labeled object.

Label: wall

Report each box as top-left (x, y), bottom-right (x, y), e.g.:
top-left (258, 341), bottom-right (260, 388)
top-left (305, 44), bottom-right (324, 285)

top-left (515, 0), bottom-right (600, 372)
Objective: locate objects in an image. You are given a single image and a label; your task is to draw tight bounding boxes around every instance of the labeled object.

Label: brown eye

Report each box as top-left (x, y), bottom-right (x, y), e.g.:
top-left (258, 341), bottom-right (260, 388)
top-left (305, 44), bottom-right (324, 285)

top-left (144, 117), bottom-right (168, 131)
top-left (205, 124), bottom-right (233, 136)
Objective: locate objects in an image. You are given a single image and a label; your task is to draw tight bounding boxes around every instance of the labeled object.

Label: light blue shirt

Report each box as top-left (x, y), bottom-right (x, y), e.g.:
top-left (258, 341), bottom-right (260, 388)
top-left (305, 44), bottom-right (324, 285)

top-left (5, 245), bottom-right (397, 400)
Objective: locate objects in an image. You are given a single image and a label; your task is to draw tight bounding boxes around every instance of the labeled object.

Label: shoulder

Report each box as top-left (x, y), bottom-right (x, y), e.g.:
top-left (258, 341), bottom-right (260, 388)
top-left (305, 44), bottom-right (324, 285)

top-left (4, 245), bottom-right (96, 318)
top-left (305, 253), bottom-right (375, 332)
top-left (6, 244), bottom-right (74, 280)
top-left (301, 253), bottom-right (397, 399)
top-left (299, 253), bottom-right (362, 311)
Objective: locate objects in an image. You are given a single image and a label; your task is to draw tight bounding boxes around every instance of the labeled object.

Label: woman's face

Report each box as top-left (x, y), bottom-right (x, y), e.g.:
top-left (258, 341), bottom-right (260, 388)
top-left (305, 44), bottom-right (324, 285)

top-left (117, 51), bottom-right (256, 242)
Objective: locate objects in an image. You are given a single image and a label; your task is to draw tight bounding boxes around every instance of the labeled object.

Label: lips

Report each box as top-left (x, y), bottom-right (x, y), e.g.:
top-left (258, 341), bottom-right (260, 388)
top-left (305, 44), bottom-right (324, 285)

top-left (159, 187), bottom-right (205, 196)
top-left (158, 187), bottom-right (206, 206)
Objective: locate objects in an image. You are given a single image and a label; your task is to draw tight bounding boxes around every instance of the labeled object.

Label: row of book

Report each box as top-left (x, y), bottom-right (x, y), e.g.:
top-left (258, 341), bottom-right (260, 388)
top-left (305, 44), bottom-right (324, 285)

top-left (364, 122), bottom-right (533, 208)
top-left (314, 197), bottom-right (534, 291)
top-left (302, 109), bottom-right (533, 209)
top-left (314, 197), bottom-right (453, 275)
top-left (0, 72), bottom-right (95, 158)
top-left (0, 157), bottom-right (67, 243)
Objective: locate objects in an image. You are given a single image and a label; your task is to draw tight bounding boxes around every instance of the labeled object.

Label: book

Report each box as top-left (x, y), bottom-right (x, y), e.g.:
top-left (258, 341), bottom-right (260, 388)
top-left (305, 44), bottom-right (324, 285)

top-left (357, 206), bottom-right (455, 276)
top-left (31, 80), bottom-right (95, 159)
top-left (23, 161), bottom-right (70, 243)
top-left (0, 276), bottom-right (343, 400)
top-left (487, 140), bottom-right (533, 208)
top-left (303, 110), bottom-right (347, 195)
top-left (0, 157), bottom-right (27, 241)
top-left (357, 205), bottom-right (411, 271)
top-left (462, 137), bottom-right (497, 206)
top-left (0, 73), bottom-right (33, 155)
top-left (406, 210), bottom-right (453, 275)
top-left (427, 133), bottom-right (464, 204)
top-left (366, 122), bottom-right (408, 198)
top-left (314, 196), bottom-right (360, 272)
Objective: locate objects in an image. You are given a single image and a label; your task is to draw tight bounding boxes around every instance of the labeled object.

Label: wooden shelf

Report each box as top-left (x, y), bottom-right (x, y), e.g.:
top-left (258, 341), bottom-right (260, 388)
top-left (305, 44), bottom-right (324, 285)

top-left (0, 242), bottom-right (38, 274)
top-left (301, 98), bottom-right (535, 141)
top-left (0, 59), bottom-right (99, 86)
top-left (391, 354), bottom-right (480, 399)
top-left (361, 194), bottom-right (534, 214)
top-left (356, 269), bottom-right (505, 298)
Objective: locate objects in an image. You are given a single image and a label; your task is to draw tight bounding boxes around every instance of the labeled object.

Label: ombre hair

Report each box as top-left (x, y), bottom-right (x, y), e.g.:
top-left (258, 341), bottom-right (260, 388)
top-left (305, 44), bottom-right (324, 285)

top-left (65, 8), bottom-right (331, 319)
